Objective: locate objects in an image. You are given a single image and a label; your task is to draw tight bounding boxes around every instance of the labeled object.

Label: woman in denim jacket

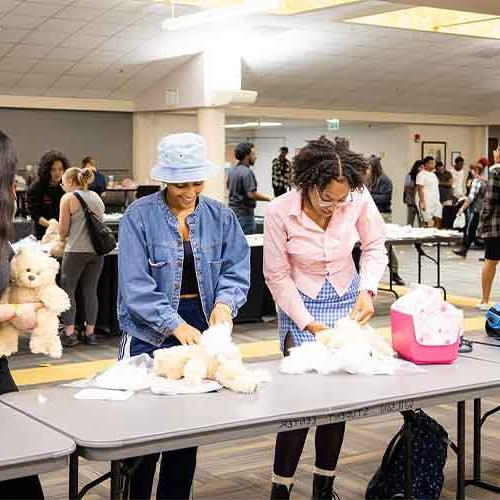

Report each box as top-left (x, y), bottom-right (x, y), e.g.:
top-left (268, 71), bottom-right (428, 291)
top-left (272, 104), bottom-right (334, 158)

top-left (117, 133), bottom-right (250, 499)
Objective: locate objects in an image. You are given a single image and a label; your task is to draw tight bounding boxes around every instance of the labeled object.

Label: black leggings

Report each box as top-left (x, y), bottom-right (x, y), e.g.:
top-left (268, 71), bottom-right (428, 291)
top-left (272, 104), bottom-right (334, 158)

top-left (273, 335), bottom-right (346, 478)
top-left (0, 357), bottom-right (44, 499)
top-left (125, 448), bottom-right (197, 500)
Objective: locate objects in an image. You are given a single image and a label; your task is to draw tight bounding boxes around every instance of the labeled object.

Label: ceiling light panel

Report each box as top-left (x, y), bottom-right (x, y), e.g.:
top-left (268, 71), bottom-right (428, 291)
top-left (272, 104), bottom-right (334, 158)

top-left (346, 7), bottom-right (500, 40)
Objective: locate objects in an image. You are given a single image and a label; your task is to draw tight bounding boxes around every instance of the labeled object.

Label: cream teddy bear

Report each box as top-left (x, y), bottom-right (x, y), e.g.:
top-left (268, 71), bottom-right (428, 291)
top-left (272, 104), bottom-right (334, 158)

top-left (153, 324), bottom-right (268, 393)
top-left (41, 219), bottom-right (66, 258)
top-left (0, 249), bottom-right (70, 358)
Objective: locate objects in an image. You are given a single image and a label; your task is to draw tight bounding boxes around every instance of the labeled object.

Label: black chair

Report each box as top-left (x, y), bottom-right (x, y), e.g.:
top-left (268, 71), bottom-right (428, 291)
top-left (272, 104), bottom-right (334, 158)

top-left (136, 185), bottom-right (160, 199)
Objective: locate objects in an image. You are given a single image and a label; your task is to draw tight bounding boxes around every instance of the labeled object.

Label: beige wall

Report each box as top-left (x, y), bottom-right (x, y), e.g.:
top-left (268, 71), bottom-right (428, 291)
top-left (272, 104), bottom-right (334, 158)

top-left (133, 112), bottom-right (198, 185)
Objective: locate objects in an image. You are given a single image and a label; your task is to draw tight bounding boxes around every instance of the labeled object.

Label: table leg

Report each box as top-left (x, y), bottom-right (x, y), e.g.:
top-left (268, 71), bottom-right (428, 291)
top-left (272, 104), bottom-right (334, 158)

top-left (403, 414), bottom-right (413, 499)
top-left (473, 398), bottom-right (481, 482)
top-left (69, 451), bottom-right (79, 500)
top-left (457, 401), bottom-right (466, 500)
top-left (110, 460), bottom-right (122, 500)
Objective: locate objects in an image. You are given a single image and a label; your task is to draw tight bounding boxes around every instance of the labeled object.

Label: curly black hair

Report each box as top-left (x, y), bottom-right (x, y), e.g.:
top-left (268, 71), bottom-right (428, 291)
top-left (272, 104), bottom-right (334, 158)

top-left (234, 142), bottom-right (254, 162)
top-left (37, 150), bottom-right (70, 186)
top-left (292, 136), bottom-right (367, 192)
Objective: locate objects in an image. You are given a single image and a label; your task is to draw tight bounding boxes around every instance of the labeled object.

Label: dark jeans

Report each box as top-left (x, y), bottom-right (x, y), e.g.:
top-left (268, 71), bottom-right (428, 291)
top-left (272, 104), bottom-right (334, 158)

top-left (237, 215), bottom-right (256, 235)
top-left (124, 298), bottom-right (208, 499)
top-left (0, 357), bottom-right (44, 499)
top-left (463, 209), bottom-right (481, 252)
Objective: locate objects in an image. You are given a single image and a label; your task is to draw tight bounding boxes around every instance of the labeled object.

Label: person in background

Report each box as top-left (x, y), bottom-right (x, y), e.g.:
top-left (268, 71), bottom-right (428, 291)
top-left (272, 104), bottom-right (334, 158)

top-left (366, 155), bottom-right (405, 286)
top-left (416, 156), bottom-right (442, 228)
top-left (438, 171), bottom-right (457, 229)
top-left (477, 150), bottom-right (500, 310)
top-left (227, 142), bottom-right (272, 234)
top-left (0, 130), bottom-right (45, 499)
top-left (272, 146), bottom-right (292, 197)
top-left (435, 161), bottom-right (446, 182)
top-left (404, 160), bottom-right (423, 226)
top-left (453, 160), bottom-right (488, 257)
top-left (118, 133), bottom-right (250, 499)
top-left (59, 167), bottom-right (105, 347)
top-left (27, 150), bottom-right (69, 239)
top-left (450, 156), bottom-right (466, 198)
top-left (264, 136), bottom-right (387, 500)
top-left (82, 156), bottom-right (107, 196)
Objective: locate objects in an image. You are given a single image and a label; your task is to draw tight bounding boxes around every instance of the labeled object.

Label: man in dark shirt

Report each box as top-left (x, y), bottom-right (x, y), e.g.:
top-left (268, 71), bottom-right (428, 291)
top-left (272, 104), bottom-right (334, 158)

top-left (82, 156), bottom-right (107, 196)
top-left (272, 146), bottom-right (292, 197)
top-left (227, 142), bottom-right (271, 234)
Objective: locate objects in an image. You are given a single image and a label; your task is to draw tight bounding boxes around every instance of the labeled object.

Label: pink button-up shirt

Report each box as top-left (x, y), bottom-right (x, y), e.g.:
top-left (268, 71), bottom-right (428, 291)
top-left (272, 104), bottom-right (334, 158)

top-left (263, 188), bottom-right (387, 331)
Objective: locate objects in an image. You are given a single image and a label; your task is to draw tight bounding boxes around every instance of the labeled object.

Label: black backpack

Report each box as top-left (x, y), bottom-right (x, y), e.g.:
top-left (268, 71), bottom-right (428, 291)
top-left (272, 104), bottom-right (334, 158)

top-left (74, 192), bottom-right (116, 256)
top-left (366, 410), bottom-right (454, 499)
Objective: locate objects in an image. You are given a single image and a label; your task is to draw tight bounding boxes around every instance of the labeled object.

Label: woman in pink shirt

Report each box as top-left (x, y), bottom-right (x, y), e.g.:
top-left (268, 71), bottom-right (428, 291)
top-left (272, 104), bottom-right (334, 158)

top-left (264, 136), bottom-right (387, 500)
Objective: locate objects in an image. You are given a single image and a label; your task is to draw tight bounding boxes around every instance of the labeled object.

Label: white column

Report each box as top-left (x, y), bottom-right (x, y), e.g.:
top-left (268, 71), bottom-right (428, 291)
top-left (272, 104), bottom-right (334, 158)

top-left (197, 107), bottom-right (226, 202)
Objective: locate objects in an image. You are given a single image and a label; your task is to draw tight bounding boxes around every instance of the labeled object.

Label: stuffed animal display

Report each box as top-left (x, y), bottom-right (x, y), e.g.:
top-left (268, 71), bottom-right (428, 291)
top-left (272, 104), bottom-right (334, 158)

top-left (0, 249), bottom-right (70, 358)
top-left (153, 324), bottom-right (269, 393)
top-left (41, 219), bottom-right (66, 258)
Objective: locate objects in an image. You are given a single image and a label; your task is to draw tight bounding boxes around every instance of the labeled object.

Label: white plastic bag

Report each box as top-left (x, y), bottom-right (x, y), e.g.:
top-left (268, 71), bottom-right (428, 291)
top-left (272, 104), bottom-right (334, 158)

top-left (453, 212), bottom-right (466, 229)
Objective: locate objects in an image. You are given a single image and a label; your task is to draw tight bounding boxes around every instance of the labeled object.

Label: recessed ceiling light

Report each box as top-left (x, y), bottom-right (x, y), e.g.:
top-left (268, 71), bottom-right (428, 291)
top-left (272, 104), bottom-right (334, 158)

top-left (346, 7), bottom-right (500, 40)
top-left (225, 121), bottom-right (283, 129)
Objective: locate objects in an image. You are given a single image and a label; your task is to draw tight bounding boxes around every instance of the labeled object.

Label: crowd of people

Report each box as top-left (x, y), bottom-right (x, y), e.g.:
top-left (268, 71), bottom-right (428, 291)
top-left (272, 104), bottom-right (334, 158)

top-left (0, 129), bottom-right (499, 498)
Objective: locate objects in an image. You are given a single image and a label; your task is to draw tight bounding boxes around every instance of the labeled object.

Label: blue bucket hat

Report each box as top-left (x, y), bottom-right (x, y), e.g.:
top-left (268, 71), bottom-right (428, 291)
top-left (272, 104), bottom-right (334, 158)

top-left (150, 132), bottom-right (219, 183)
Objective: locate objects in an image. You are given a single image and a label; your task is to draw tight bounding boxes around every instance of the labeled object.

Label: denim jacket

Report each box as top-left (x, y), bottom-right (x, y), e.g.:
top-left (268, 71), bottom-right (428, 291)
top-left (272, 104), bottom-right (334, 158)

top-left (118, 191), bottom-right (250, 346)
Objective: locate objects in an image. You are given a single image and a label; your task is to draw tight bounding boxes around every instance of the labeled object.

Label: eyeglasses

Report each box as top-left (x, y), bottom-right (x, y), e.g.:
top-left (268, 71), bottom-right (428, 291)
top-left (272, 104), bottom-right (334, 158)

top-left (314, 187), bottom-right (353, 208)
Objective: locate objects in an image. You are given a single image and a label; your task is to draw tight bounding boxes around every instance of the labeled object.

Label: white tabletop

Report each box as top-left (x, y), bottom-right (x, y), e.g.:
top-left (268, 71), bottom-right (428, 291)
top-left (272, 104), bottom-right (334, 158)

top-left (0, 404), bottom-right (75, 481)
top-left (2, 358), bottom-right (500, 461)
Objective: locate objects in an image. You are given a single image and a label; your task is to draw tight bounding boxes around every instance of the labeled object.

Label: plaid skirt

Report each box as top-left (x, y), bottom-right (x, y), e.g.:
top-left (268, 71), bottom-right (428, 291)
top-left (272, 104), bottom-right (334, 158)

top-left (278, 274), bottom-right (360, 352)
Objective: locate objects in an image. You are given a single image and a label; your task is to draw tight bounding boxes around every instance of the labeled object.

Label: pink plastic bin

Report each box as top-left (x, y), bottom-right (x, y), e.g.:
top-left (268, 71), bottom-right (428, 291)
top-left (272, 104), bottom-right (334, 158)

top-left (390, 308), bottom-right (460, 365)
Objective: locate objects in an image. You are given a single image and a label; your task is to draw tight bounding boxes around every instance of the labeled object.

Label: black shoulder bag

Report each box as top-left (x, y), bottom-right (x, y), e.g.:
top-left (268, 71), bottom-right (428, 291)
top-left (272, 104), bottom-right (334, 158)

top-left (74, 192), bottom-right (116, 256)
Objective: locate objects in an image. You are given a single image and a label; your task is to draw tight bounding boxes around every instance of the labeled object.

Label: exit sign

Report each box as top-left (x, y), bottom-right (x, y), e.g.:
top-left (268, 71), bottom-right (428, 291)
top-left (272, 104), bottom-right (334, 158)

top-left (327, 119), bottom-right (340, 130)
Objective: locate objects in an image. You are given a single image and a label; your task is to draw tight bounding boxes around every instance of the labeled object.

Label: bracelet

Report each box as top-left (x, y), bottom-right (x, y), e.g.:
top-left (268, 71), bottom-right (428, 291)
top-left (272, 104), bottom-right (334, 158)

top-left (360, 290), bottom-right (375, 298)
top-left (10, 304), bottom-right (20, 320)
top-left (215, 303), bottom-right (233, 316)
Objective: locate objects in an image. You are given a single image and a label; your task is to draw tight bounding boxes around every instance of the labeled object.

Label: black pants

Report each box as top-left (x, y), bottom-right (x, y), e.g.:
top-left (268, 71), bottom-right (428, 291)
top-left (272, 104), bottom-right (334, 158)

top-left (0, 357), bottom-right (44, 500)
top-left (463, 210), bottom-right (481, 252)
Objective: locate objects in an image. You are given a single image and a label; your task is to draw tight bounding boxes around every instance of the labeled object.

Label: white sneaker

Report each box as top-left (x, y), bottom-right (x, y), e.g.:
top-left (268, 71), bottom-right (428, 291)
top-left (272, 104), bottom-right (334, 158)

top-left (476, 303), bottom-right (490, 311)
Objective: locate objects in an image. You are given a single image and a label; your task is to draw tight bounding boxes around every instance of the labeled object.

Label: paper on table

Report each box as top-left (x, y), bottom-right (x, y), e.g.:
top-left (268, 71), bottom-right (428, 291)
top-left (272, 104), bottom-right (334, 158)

top-left (150, 376), bottom-right (222, 395)
top-left (74, 388), bottom-right (134, 400)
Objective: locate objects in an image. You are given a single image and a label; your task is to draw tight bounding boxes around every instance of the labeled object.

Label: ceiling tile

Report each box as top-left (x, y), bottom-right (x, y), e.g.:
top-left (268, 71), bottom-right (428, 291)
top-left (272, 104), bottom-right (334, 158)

top-left (0, 14), bottom-right (45, 29)
top-left (22, 29), bottom-right (69, 47)
top-left (39, 18), bottom-right (86, 34)
top-left (62, 34), bottom-right (108, 49)
top-left (81, 49), bottom-right (123, 63)
top-left (0, 71), bottom-right (23, 87)
top-left (98, 36), bottom-right (144, 52)
top-left (17, 73), bottom-right (59, 87)
top-left (66, 62), bottom-right (110, 76)
top-left (49, 74), bottom-right (91, 89)
top-left (0, 43), bottom-right (13, 57)
top-left (30, 60), bottom-right (74, 74)
top-left (78, 22), bottom-right (122, 36)
top-left (0, 28), bottom-right (29, 43)
top-left (55, 5), bottom-right (105, 21)
top-left (47, 46), bottom-right (90, 61)
top-left (9, 2), bottom-right (63, 17)
top-left (11, 87), bottom-right (45, 96)
top-left (43, 87), bottom-right (83, 97)
top-left (8, 44), bottom-right (52, 58)
top-left (77, 88), bottom-right (111, 98)
top-left (0, 57), bottom-right (38, 72)
top-left (0, 1), bottom-right (20, 14)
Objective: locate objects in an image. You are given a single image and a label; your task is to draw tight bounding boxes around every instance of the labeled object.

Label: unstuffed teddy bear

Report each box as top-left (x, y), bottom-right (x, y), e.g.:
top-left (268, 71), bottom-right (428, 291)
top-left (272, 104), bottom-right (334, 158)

top-left (0, 248), bottom-right (70, 358)
top-left (316, 317), bottom-right (395, 358)
top-left (41, 219), bottom-right (65, 258)
top-left (153, 324), bottom-right (269, 393)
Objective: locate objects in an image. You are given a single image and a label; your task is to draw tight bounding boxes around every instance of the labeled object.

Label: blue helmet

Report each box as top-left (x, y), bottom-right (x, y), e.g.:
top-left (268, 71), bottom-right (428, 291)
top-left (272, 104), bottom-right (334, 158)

top-left (486, 304), bottom-right (500, 337)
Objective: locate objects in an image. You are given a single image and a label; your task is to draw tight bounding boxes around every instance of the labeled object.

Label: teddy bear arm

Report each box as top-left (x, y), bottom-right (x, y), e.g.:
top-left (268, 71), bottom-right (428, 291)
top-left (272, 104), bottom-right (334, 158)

top-left (38, 285), bottom-right (71, 314)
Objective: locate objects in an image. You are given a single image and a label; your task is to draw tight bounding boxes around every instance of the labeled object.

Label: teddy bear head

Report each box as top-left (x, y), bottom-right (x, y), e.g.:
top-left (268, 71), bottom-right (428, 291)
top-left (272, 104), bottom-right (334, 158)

top-left (41, 220), bottom-right (59, 243)
top-left (10, 249), bottom-right (59, 289)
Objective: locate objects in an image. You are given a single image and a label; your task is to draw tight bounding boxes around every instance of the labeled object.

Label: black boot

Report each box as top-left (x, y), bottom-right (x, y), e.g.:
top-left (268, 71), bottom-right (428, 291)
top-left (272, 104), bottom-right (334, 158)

top-left (392, 273), bottom-right (405, 286)
top-left (312, 474), bottom-right (340, 500)
top-left (270, 482), bottom-right (293, 499)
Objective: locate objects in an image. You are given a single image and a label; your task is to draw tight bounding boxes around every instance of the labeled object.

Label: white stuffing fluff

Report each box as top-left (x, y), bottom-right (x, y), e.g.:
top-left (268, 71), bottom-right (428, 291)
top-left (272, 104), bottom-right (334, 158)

top-left (279, 317), bottom-right (420, 376)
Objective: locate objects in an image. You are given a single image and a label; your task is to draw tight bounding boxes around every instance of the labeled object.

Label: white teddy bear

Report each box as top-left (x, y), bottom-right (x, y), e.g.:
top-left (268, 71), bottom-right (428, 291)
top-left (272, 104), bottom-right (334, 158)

top-left (0, 249), bottom-right (70, 358)
top-left (153, 324), bottom-right (269, 393)
top-left (41, 219), bottom-right (66, 258)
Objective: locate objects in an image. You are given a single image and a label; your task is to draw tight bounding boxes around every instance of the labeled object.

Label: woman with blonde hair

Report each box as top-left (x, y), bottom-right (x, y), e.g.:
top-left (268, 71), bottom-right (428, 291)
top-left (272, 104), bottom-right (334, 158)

top-left (59, 167), bottom-right (105, 346)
